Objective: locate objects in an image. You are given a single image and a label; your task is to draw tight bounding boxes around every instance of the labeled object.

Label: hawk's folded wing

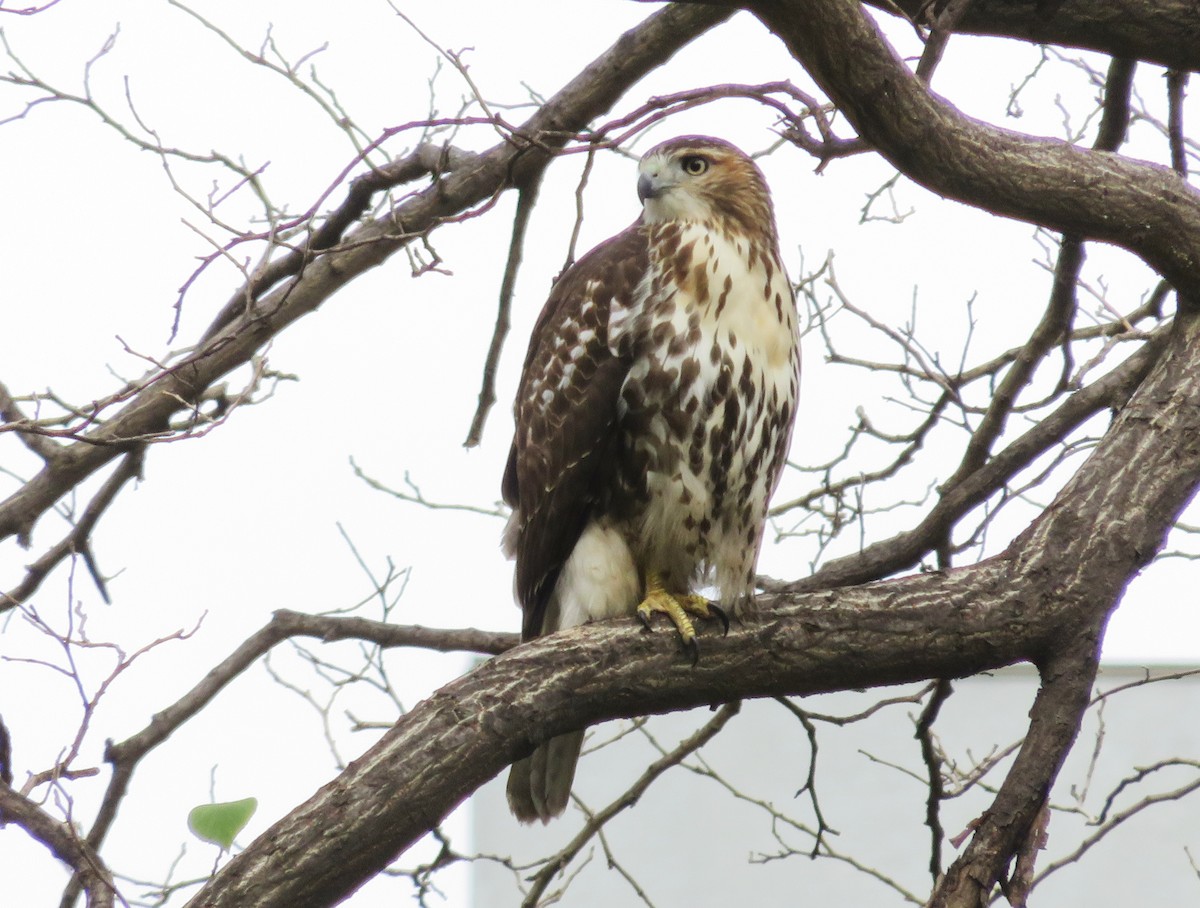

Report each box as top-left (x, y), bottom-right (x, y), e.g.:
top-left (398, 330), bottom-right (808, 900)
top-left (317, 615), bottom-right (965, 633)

top-left (503, 224), bottom-right (646, 640)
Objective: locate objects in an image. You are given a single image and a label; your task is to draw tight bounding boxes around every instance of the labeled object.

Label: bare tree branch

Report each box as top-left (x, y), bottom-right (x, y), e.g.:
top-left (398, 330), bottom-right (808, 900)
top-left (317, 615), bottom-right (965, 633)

top-left (917, 678), bottom-right (953, 882)
top-left (183, 296), bottom-right (1200, 906)
top-left (465, 175), bottom-right (543, 448)
top-left (3, 450), bottom-right (143, 611)
top-left (57, 609), bottom-right (516, 908)
top-left (751, 0), bottom-right (1200, 301)
top-left (870, 0), bottom-right (1200, 73)
top-left (0, 785), bottom-right (119, 908)
top-left (771, 319), bottom-right (1166, 595)
top-left (522, 703), bottom-right (740, 906)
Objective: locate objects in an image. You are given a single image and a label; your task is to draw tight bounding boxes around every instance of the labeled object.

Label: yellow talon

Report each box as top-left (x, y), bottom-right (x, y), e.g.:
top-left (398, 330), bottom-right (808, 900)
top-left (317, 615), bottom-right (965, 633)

top-left (636, 573), bottom-right (729, 662)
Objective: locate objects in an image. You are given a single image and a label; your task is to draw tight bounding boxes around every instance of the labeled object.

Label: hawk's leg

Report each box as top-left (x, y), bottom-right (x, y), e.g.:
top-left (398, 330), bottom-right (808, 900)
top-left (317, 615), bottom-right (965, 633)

top-left (636, 571), bottom-right (729, 663)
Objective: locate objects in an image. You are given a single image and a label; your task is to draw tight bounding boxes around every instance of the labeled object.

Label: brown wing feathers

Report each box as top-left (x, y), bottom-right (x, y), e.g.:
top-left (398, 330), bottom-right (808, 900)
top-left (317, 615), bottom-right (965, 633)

top-left (503, 225), bottom-right (646, 639)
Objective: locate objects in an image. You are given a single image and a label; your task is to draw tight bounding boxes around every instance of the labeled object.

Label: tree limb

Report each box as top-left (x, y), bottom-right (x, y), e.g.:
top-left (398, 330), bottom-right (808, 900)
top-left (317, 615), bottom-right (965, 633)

top-left (870, 0), bottom-right (1200, 74)
top-left (3, 450), bottom-right (143, 612)
top-left (464, 175), bottom-right (543, 448)
top-left (57, 610), bottom-right (516, 908)
top-left (182, 293), bottom-right (1200, 905)
top-left (750, 0), bottom-right (1200, 301)
top-left (773, 320), bottom-right (1166, 594)
top-left (0, 785), bottom-right (118, 908)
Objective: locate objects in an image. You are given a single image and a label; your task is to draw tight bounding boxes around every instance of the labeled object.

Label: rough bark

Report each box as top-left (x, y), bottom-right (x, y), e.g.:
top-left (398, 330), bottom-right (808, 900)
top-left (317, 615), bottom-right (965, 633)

top-left (871, 0), bottom-right (1200, 74)
top-left (184, 4), bottom-right (1200, 903)
top-left (11, 2), bottom-right (1198, 905)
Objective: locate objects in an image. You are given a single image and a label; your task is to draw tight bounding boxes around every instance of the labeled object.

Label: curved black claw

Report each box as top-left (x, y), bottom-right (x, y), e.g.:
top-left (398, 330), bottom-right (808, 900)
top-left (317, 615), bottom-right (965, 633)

top-left (637, 610), bottom-right (655, 633)
top-left (709, 602), bottom-right (730, 636)
top-left (684, 635), bottom-right (700, 667)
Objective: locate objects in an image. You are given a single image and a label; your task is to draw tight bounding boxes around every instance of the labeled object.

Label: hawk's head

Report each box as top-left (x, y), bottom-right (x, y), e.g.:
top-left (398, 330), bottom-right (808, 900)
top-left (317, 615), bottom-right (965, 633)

top-left (636, 135), bottom-right (776, 242)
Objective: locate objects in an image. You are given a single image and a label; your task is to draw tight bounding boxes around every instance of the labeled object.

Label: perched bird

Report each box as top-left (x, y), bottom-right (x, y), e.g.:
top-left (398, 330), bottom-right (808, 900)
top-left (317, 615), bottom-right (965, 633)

top-left (501, 135), bottom-right (800, 823)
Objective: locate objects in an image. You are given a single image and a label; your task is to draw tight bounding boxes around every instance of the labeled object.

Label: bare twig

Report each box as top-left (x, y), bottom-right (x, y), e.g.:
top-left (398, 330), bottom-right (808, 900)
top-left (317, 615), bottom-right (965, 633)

top-left (465, 174), bottom-right (543, 448)
top-left (349, 460), bottom-right (506, 517)
top-left (1033, 765), bottom-right (1200, 888)
top-left (522, 703), bottom-right (740, 907)
top-left (917, 678), bottom-right (953, 881)
top-left (0, 785), bottom-right (120, 908)
top-left (3, 450), bottom-right (144, 611)
top-left (55, 609), bottom-right (516, 908)
top-left (1166, 70), bottom-right (1189, 176)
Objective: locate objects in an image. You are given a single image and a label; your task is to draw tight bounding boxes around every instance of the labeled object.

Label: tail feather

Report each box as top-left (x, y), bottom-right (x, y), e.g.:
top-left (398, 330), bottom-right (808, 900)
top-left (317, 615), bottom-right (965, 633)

top-left (506, 730), bottom-right (585, 824)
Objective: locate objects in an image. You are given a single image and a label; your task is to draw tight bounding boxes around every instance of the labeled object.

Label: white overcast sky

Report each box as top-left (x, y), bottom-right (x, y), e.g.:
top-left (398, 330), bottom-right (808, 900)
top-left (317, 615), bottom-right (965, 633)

top-left (1, 2), bottom-right (1197, 905)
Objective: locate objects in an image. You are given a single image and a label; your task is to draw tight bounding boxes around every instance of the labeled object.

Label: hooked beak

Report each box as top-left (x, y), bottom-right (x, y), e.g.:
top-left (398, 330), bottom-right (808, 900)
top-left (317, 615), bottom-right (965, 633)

top-left (637, 172), bottom-right (664, 204)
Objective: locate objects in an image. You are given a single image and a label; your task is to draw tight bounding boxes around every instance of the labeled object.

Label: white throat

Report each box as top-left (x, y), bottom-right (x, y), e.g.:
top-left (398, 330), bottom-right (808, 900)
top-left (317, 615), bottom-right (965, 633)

top-left (641, 190), bottom-right (712, 224)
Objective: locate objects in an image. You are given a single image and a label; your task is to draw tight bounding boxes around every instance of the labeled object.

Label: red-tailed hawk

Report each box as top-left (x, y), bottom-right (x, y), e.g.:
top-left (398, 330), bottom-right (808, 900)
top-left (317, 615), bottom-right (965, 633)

top-left (501, 135), bottom-right (800, 823)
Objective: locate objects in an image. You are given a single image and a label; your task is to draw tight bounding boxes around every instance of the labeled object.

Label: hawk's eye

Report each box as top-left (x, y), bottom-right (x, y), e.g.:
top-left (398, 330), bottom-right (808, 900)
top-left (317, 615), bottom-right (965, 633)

top-left (681, 155), bottom-right (708, 176)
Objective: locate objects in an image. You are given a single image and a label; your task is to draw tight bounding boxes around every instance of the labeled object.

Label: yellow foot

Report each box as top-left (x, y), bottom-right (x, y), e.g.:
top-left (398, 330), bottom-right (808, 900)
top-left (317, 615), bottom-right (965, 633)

top-left (636, 573), bottom-right (729, 664)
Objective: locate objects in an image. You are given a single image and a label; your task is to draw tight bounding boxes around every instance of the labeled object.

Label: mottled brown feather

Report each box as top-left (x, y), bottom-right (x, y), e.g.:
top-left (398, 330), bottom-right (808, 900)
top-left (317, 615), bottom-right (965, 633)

top-left (503, 135), bottom-right (800, 825)
top-left (503, 224), bottom-right (647, 640)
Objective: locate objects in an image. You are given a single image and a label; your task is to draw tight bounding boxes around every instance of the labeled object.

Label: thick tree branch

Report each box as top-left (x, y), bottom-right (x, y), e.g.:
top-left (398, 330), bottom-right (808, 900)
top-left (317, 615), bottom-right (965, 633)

top-left (750, 0), bottom-right (1200, 300)
top-left (182, 579), bottom-right (1023, 907)
top-left (871, 0), bottom-right (1200, 73)
top-left (931, 638), bottom-right (1100, 907)
top-left (185, 302), bottom-right (1200, 906)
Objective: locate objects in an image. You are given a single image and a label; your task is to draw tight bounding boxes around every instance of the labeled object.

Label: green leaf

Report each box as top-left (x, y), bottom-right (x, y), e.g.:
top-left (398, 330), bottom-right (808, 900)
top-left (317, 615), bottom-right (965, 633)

top-left (188, 797), bottom-right (257, 850)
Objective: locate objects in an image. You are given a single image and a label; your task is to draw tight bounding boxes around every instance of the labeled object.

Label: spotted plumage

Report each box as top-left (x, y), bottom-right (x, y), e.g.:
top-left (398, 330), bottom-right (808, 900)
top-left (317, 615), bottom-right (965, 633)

top-left (502, 136), bottom-right (800, 823)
